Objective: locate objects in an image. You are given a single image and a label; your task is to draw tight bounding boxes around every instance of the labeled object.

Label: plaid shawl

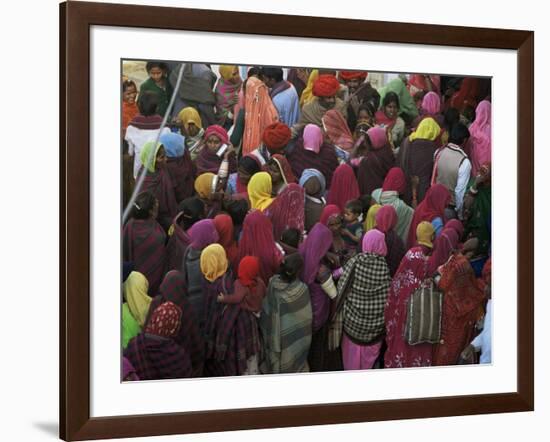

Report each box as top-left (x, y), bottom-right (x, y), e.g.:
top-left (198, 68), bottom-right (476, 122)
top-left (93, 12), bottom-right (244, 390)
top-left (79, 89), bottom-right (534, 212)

top-left (165, 214), bottom-right (190, 272)
top-left (140, 167), bottom-right (178, 231)
top-left (122, 218), bottom-right (167, 295)
top-left (329, 253), bottom-right (390, 349)
top-left (124, 333), bottom-right (193, 380)
top-left (166, 150), bottom-right (196, 204)
top-left (260, 276), bottom-right (312, 374)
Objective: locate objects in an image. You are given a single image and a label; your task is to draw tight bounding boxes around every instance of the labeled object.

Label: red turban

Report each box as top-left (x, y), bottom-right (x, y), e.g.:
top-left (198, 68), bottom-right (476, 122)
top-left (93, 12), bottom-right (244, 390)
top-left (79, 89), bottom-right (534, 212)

top-left (204, 124), bottom-right (229, 145)
top-left (339, 71), bottom-right (368, 81)
top-left (262, 122), bottom-right (291, 151)
top-left (312, 74), bottom-right (341, 98)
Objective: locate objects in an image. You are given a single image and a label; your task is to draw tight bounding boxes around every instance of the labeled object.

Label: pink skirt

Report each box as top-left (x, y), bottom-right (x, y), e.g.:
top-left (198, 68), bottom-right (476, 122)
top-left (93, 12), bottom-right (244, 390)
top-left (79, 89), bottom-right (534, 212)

top-left (342, 333), bottom-right (383, 370)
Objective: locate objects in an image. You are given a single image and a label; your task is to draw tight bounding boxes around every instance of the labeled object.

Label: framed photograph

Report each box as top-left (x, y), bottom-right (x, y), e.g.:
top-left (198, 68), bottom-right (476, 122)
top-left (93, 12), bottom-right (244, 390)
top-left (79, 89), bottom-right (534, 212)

top-left (60, 1), bottom-right (534, 440)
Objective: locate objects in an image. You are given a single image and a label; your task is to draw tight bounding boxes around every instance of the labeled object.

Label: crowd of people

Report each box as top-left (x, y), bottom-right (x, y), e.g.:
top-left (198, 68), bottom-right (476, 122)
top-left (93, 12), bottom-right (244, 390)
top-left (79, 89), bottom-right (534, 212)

top-left (121, 61), bottom-right (492, 381)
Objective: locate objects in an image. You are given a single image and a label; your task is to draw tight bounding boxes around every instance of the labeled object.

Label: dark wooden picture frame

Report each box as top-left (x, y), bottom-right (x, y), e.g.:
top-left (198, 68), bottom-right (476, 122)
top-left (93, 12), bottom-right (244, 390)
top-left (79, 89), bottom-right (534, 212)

top-left (60, 1), bottom-right (534, 440)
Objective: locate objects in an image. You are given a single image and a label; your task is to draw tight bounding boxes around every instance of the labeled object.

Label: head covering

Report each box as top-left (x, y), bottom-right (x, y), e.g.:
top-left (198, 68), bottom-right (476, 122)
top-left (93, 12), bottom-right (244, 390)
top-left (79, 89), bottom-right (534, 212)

top-left (140, 141), bottom-right (162, 173)
top-left (303, 124), bottom-right (324, 154)
top-left (204, 124), bottom-right (229, 145)
top-left (468, 100), bottom-right (492, 176)
top-left (219, 65), bottom-right (238, 81)
top-left (300, 222), bottom-right (333, 284)
top-left (378, 77), bottom-right (419, 120)
top-left (407, 184), bottom-right (451, 248)
top-left (321, 109), bottom-right (354, 151)
top-left (200, 243), bottom-right (229, 282)
top-left (409, 117), bottom-right (441, 142)
top-left (326, 163), bottom-right (360, 211)
top-left (268, 183), bottom-right (305, 241)
top-left (159, 132), bottom-right (185, 158)
top-left (339, 71), bottom-right (368, 81)
top-left (320, 204), bottom-right (342, 226)
top-left (445, 219), bottom-right (464, 240)
top-left (178, 107), bottom-right (203, 131)
top-left (238, 256), bottom-right (261, 286)
top-left (248, 171), bottom-right (275, 211)
top-left (262, 122), bottom-right (291, 152)
top-left (299, 168), bottom-right (326, 197)
top-left (362, 229), bottom-right (388, 256)
top-left (375, 205), bottom-right (398, 233)
top-left (194, 173), bottom-right (215, 199)
top-left (188, 219), bottom-right (219, 250)
top-left (428, 228), bottom-right (460, 274)
top-left (366, 126), bottom-right (387, 150)
top-left (270, 154), bottom-right (297, 185)
top-left (300, 69), bottom-right (319, 106)
top-left (123, 271), bottom-right (152, 327)
top-left (382, 167), bottom-right (407, 194)
top-left (421, 91), bottom-right (441, 115)
top-left (364, 204), bottom-right (382, 231)
top-left (145, 301), bottom-right (182, 338)
top-left (313, 74), bottom-right (341, 97)
top-left (416, 221), bottom-right (435, 248)
top-left (213, 214), bottom-right (235, 249)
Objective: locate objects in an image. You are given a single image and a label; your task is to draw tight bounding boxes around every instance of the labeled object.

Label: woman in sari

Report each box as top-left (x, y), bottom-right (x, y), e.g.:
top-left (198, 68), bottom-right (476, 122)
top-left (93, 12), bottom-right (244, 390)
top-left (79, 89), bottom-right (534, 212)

top-left (356, 126), bottom-right (396, 196)
top-left (467, 100), bottom-right (492, 177)
top-left (177, 107), bottom-right (204, 161)
top-left (226, 155), bottom-right (261, 199)
top-left (165, 197), bottom-right (204, 272)
top-left (371, 167), bottom-right (414, 244)
top-left (215, 65), bottom-right (242, 129)
top-left (159, 132), bottom-right (196, 203)
top-left (194, 172), bottom-right (222, 219)
top-left (139, 140), bottom-right (178, 231)
top-left (266, 154), bottom-right (297, 195)
top-left (364, 204), bottom-right (381, 232)
top-left (407, 74), bottom-right (441, 98)
top-left (397, 117), bottom-right (442, 207)
top-left (122, 271), bottom-right (152, 348)
top-left (260, 252), bottom-right (313, 374)
top-left (432, 229), bottom-right (485, 366)
top-left (384, 221), bottom-right (436, 368)
top-left (195, 125), bottom-right (237, 176)
top-left (299, 168), bottom-right (327, 232)
top-left (326, 163), bottom-right (360, 212)
top-left (412, 91), bottom-right (445, 129)
top-left (375, 205), bottom-right (406, 277)
top-left (201, 244), bottom-right (261, 376)
top-left (266, 183), bottom-right (305, 241)
top-left (124, 301), bottom-right (193, 380)
top-left (286, 124), bottom-right (339, 188)
top-left (378, 77), bottom-right (419, 125)
top-left (213, 214), bottom-right (239, 271)
top-left (321, 108), bottom-right (355, 160)
top-left (407, 183), bottom-right (451, 249)
top-left (144, 270), bottom-right (205, 377)
top-left (374, 91), bottom-right (407, 149)
top-left (183, 219), bottom-right (219, 336)
top-left (238, 210), bottom-right (283, 285)
top-left (242, 76), bottom-right (279, 155)
top-left (320, 204), bottom-right (354, 269)
top-left (122, 191), bottom-right (166, 295)
top-left (247, 171), bottom-right (275, 212)
top-left (329, 230), bottom-right (391, 370)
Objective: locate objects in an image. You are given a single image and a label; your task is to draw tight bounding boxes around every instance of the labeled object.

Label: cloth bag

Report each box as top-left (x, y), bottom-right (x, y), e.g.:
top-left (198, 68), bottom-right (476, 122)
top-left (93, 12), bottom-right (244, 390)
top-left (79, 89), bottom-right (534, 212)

top-left (404, 278), bottom-right (443, 345)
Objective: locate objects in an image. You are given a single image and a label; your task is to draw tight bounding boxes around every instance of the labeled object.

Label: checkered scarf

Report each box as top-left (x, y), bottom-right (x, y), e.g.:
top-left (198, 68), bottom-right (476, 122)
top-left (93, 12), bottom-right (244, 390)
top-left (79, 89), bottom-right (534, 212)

top-left (329, 253), bottom-right (391, 350)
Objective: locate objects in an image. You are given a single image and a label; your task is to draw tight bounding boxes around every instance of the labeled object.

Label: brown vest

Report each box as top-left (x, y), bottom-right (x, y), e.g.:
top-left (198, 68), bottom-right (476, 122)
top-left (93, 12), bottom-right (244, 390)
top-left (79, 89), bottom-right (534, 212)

top-left (435, 144), bottom-right (467, 206)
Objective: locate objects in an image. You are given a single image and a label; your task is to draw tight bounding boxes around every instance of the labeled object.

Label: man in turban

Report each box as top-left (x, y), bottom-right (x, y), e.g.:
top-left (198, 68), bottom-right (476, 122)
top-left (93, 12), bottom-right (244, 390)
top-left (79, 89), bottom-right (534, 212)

top-left (250, 122), bottom-right (292, 166)
top-left (338, 71), bottom-right (381, 132)
top-left (291, 74), bottom-right (348, 138)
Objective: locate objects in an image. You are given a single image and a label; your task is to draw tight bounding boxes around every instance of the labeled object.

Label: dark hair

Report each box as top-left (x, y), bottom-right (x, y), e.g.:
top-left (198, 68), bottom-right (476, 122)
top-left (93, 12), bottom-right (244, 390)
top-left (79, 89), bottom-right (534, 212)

top-left (239, 156), bottom-right (261, 175)
top-left (449, 122), bottom-right (470, 145)
top-left (280, 228), bottom-right (301, 249)
top-left (444, 107), bottom-right (460, 130)
top-left (345, 199), bottom-right (363, 216)
top-left (357, 100), bottom-right (377, 119)
top-left (122, 80), bottom-right (137, 93)
top-left (382, 91), bottom-right (400, 109)
top-left (222, 198), bottom-right (250, 227)
top-left (137, 91), bottom-right (159, 116)
top-left (145, 61), bottom-right (168, 73)
top-left (261, 67), bottom-right (284, 82)
top-left (178, 197), bottom-right (205, 230)
top-left (462, 105), bottom-right (476, 123)
top-left (358, 194), bottom-right (374, 216)
top-left (132, 191), bottom-right (156, 219)
top-left (279, 252), bottom-right (304, 283)
top-left (247, 66), bottom-right (262, 78)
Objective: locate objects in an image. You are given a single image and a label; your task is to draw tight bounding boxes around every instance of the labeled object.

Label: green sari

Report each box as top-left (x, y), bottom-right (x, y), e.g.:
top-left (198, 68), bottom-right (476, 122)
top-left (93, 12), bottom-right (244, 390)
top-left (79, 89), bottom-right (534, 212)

top-left (122, 303), bottom-right (141, 349)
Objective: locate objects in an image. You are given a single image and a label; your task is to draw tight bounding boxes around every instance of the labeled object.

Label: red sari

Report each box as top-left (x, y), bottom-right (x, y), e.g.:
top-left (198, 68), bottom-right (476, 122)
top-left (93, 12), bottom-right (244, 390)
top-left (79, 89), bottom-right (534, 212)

top-left (432, 253), bottom-right (485, 366)
top-left (384, 245), bottom-right (433, 368)
top-left (326, 164), bottom-right (360, 211)
top-left (213, 214), bottom-right (239, 270)
top-left (266, 183), bottom-right (305, 241)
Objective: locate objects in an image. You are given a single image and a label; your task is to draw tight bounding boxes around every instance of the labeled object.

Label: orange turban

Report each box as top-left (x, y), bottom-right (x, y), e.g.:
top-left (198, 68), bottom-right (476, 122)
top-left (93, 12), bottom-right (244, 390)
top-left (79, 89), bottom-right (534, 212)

top-left (339, 71), bottom-right (368, 81)
top-left (262, 122), bottom-right (291, 151)
top-left (312, 75), bottom-right (341, 98)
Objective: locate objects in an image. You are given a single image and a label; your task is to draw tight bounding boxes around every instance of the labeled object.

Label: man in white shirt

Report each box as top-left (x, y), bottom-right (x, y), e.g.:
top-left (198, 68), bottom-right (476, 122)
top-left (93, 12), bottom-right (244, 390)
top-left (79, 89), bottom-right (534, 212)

top-left (432, 122), bottom-right (472, 220)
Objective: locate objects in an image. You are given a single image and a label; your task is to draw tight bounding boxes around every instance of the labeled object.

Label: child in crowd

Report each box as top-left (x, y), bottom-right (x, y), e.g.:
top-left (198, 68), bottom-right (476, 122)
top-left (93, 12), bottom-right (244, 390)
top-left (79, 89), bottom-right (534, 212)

top-left (340, 199), bottom-right (364, 248)
top-left (277, 227), bottom-right (302, 256)
top-left (217, 256), bottom-right (266, 315)
top-left (139, 61), bottom-right (173, 118)
top-left (122, 80), bottom-right (139, 133)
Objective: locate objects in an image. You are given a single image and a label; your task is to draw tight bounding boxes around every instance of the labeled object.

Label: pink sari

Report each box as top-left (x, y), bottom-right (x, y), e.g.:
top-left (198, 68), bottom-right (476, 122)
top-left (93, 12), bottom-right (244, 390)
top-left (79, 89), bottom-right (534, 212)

top-left (467, 100), bottom-right (491, 176)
